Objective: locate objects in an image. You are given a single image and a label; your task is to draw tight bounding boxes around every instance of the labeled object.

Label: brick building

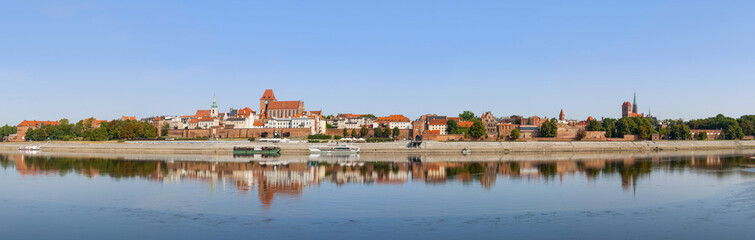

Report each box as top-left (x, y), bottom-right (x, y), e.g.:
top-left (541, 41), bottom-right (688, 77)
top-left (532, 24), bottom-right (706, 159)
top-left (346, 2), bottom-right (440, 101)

top-left (260, 89), bottom-right (305, 119)
top-left (622, 92), bottom-right (644, 118)
top-left (480, 111), bottom-right (498, 136)
top-left (8, 120), bottom-right (60, 142)
top-left (375, 115), bottom-right (411, 129)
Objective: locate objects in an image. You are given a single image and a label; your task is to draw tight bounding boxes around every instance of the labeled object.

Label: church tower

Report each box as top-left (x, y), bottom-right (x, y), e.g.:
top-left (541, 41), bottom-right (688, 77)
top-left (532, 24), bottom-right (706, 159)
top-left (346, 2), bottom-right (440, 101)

top-left (210, 95), bottom-right (218, 118)
top-left (260, 89), bottom-right (277, 119)
top-left (559, 109), bottom-right (565, 121)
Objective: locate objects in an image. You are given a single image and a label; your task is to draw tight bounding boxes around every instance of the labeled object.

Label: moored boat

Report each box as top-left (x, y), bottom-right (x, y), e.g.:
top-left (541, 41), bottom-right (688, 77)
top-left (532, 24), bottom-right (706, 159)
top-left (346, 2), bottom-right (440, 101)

top-left (309, 143), bottom-right (360, 154)
top-left (19, 146), bottom-right (41, 151)
top-left (233, 146), bottom-right (281, 155)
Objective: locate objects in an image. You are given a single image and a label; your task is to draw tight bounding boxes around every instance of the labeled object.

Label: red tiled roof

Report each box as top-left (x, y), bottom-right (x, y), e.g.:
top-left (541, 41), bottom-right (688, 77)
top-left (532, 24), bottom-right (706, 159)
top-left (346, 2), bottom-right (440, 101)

top-left (253, 120), bottom-right (265, 126)
top-left (309, 111), bottom-right (322, 116)
top-left (198, 117), bottom-right (216, 122)
top-left (189, 119), bottom-right (199, 124)
top-left (457, 121), bottom-right (473, 128)
top-left (260, 89), bottom-right (276, 100)
top-left (18, 120), bottom-right (59, 127)
top-left (428, 119), bottom-right (447, 126)
top-left (121, 116), bottom-right (136, 121)
top-left (376, 115), bottom-right (410, 123)
top-left (268, 101), bottom-right (302, 109)
top-left (237, 107), bottom-right (255, 118)
top-left (195, 110), bottom-right (212, 118)
top-left (447, 117), bottom-right (461, 122)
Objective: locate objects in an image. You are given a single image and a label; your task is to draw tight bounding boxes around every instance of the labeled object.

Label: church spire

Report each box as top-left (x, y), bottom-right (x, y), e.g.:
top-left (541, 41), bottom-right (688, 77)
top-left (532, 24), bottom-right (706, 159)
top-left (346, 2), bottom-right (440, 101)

top-left (632, 91), bottom-right (638, 114)
top-left (211, 94), bottom-right (218, 109)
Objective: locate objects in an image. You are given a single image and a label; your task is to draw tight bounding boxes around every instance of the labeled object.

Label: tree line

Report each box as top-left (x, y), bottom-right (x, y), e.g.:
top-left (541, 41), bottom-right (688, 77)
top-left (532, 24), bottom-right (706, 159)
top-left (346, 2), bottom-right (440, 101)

top-left (25, 118), bottom-right (157, 141)
top-left (583, 114), bottom-right (753, 140)
top-left (0, 125), bottom-right (17, 139)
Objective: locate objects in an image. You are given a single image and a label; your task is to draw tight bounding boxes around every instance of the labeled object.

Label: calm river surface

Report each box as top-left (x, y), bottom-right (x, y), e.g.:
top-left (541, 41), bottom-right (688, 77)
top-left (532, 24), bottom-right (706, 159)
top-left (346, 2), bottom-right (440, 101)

top-left (2, 150), bottom-right (755, 239)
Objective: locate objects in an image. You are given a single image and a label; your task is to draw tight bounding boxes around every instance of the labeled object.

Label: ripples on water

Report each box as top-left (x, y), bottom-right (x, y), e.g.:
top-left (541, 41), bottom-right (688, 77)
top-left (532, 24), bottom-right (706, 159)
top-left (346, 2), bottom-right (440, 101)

top-left (1, 151), bottom-right (755, 239)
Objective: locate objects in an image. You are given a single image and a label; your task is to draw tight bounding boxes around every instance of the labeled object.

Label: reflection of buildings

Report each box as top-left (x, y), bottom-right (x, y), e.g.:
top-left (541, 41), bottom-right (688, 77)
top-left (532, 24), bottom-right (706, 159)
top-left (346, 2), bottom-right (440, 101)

top-left (2, 153), bottom-right (754, 208)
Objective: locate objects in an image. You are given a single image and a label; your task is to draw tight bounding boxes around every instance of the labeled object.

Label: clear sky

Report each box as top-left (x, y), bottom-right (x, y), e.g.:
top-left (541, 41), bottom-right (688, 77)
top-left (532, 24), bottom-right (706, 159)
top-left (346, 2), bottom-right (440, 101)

top-left (2, 0), bottom-right (754, 125)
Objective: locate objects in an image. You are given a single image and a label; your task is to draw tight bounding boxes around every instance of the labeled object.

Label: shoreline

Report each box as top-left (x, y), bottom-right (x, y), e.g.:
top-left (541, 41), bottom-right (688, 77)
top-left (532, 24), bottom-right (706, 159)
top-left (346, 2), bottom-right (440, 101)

top-left (2, 140), bottom-right (755, 155)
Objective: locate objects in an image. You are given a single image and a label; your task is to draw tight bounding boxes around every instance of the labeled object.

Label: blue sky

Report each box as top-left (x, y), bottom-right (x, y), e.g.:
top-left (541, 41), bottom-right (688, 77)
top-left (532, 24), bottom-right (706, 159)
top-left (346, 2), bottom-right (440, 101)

top-left (2, 0), bottom-right (754, 125)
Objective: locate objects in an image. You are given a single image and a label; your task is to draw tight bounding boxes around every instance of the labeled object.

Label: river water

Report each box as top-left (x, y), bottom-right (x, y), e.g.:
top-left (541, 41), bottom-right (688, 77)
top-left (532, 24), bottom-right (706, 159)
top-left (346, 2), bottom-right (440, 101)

top-left (2, 150), bottom-right (755, 239)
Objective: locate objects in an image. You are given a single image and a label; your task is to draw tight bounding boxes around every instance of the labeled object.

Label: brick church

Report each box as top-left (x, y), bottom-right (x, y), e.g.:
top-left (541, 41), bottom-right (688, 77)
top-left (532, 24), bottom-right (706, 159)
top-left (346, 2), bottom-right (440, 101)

top-left (259, 89), bottom-right (305, 119)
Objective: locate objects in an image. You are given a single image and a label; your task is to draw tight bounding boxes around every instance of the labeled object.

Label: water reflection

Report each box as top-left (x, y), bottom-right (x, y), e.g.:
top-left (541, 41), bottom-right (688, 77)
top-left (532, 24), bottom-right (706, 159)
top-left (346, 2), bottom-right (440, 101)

top-left (2, 152), bottom-right (754, 209)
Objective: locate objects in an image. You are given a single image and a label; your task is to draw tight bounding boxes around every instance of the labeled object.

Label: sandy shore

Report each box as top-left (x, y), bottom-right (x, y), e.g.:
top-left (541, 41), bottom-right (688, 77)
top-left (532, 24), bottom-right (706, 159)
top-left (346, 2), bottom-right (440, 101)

top-left (2, 140), bottom-right (755, 155)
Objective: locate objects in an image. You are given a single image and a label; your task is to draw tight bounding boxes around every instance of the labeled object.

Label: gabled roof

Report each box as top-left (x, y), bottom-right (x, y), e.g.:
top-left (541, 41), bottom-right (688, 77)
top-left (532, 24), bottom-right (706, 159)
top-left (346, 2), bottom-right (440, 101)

top-left (428, 119), bottom-right (447, 126)
top-left (195, 110), bottom-right (212, 118)
top-left (198, 117), bottom-right (216, 122)
top-left (268, 101), bottom-right (302, 109)
top-left (260, 89), bottom-right (276, 100)
top-left (376, 115), bottom-right (410, 123)
top-left (18, 120), bottom-right (59, 127)
top-left (237, 107), bottom-right (255, 118)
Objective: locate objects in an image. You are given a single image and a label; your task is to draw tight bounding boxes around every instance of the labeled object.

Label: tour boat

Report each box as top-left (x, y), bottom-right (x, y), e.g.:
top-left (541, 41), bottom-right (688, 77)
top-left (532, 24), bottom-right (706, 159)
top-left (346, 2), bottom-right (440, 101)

top-left (18, 146), bottom-right (41, 151)
top-left (233, 146), bottom-right (281, 155)
top-left (309, 143), bottom-right (360, 154)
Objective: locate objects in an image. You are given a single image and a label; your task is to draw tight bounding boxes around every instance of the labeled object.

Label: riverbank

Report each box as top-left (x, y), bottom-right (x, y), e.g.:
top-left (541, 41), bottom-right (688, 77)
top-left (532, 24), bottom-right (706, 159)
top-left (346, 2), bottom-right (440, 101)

top-left (2, 140), bottom-right (755, 155)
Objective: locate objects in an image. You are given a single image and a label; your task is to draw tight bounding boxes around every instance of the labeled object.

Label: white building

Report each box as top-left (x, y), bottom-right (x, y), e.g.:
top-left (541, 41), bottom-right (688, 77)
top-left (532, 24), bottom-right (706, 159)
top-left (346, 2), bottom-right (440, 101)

top-left (265, 115), bottom-right (325, 134)
top-left (427, 119), bottom-right (447, 135)
top-left (225, 117), bottom-right (253, 129)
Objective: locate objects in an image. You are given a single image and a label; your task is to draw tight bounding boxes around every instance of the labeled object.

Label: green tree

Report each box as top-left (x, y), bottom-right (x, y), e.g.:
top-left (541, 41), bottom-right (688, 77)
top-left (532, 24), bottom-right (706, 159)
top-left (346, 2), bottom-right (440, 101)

top-left (351, 129), bottom-right (357, 138)
top-left (343, 128), bottom-right (348, 137)
top-left (360, 125), bottom-right (369, 137)
top-left (374, 127), bottom-right (383, 138)
top-left (695, 131), bottom-right (707, 140)
top-left (459, 111), bottom-right (477, 121)
top-left (161, 123), bottom-right (170, 137)
top-left (602, 118), bottom-right (617, 138)
top-left (392, 127), bottom-right (400, 138)
top-left (468, 120), bottom-right (486, 139)
top-left (0, 125), bottom-right (17, 139)
top-left (669, 122), bottom-right (691, 140)
top-left (447, 119), bottom-right (459, 134)
top-left (540, 119), bottom-right (558, 137)
top-left (510, 128), bottom-right (520, 140)
top-left (723, 124), bottom-right (744, 140)
top-left (586, 120), bottom-right (602, 131)
top-left (738, 115), bottom-right (755, 136)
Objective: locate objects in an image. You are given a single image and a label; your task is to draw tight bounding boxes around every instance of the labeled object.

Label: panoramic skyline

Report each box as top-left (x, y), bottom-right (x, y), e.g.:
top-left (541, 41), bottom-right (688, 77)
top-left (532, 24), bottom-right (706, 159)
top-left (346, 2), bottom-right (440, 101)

top-left (2, 1), bottom-right (755, 125)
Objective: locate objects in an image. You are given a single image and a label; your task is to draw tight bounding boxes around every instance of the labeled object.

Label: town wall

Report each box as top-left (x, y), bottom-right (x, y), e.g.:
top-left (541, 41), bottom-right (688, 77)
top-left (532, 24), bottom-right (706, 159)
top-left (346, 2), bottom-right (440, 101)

top-left (168, 128), bottom-right (414, 139)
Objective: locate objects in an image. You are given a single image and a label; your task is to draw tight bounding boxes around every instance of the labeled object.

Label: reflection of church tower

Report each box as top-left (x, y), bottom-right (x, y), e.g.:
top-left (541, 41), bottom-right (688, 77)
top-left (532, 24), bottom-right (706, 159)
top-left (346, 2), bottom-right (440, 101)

top-left (210, 95), bottom-right (218, 118)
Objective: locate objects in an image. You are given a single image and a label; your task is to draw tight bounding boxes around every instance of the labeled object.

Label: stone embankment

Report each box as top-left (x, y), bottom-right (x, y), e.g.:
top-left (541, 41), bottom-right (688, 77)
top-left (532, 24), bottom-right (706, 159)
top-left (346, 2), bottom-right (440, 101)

top-left (1, 140), bottom-right (754, 155)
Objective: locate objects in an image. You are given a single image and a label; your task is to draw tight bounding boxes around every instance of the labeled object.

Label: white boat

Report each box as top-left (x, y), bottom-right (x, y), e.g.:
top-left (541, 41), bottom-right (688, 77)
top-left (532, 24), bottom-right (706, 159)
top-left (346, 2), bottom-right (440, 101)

top-left (309, 143), bottom-right (360, 154)
top-left (19, 146), bottom-right (41, 151)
